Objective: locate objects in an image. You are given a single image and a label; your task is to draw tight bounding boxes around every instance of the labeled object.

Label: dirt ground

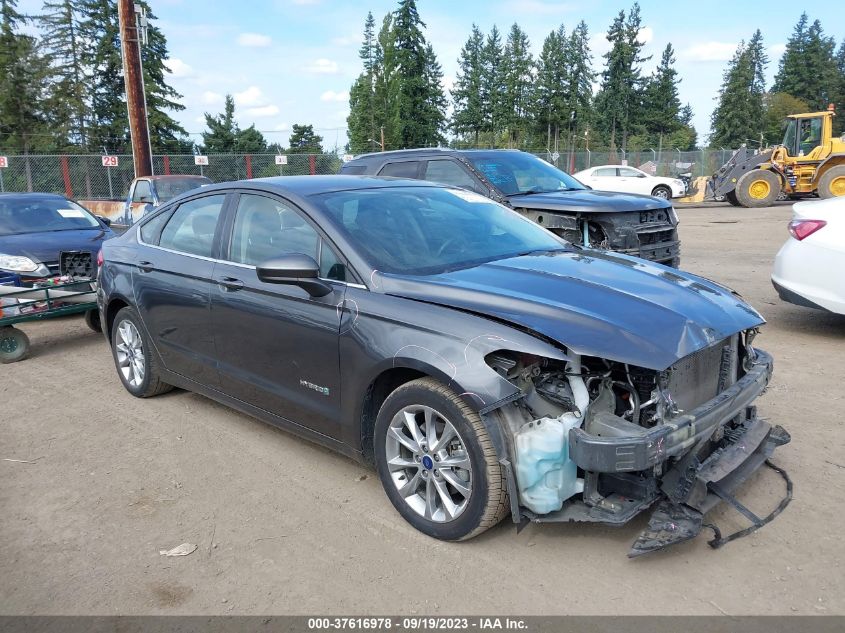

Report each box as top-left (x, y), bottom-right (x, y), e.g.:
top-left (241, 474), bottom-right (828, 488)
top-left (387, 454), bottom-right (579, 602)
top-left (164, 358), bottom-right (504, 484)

top-left (1, 202), bottom-right (843, 615)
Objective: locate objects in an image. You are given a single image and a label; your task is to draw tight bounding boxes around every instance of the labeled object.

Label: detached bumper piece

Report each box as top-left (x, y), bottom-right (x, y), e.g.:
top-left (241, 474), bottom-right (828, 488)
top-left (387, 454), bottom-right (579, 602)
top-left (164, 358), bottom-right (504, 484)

top-left (628, 419), bottom-right (791, 558)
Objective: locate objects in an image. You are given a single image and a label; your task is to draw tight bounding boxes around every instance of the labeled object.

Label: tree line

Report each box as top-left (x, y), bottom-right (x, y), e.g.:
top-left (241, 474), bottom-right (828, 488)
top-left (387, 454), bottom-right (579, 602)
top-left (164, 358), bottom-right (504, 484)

top-left (348, 2), bottom-right (845, 154)
top-left (0, 0), bottom-right (324, 156)
top-left (711, 14), bottom-right (845, 148)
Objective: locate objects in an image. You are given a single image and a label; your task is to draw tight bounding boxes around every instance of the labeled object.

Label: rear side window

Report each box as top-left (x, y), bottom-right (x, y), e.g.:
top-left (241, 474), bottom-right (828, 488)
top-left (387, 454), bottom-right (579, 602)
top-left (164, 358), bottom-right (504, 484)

top-left (379, 161), bottom-right (421, 178)
top-left (158, 195), bottom-right (226, 258)
top-left (139, 210), bottom-right (171, 245)
top-left (341, 164), bottom-right (367, 175)
top-left (423, 160), bottom-right (481, 191)
top-left (594, 168), bottom-right (617, 177)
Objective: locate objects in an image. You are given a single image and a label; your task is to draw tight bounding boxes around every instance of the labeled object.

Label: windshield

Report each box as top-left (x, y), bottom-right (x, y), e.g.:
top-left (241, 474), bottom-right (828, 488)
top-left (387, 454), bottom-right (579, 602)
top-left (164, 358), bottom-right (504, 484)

top-left (465, 153), bottom-right (586, 196)
top-left (155, 177), bottom-right (212, 202)
top-left (312, 186), bottom-right (568, 276)
top-left (0, 197), bottom-right (101, 236)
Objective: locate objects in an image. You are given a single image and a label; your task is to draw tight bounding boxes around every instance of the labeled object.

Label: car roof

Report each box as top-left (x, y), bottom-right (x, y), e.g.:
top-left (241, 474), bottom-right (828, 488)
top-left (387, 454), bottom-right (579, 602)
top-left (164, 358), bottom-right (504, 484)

top-left (198, 175), bottom-right (446, 197)
top-left (0, 192), bottom-right (69, 201)
top-left (143, 175), bottom-right (210, 181)
top-left (346, 148), bottom-right (523, 164)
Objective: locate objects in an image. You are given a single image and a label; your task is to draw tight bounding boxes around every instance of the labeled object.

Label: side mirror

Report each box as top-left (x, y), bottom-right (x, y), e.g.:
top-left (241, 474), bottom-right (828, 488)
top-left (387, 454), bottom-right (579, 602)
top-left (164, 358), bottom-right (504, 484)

top-left (256, 254), bottom-right (333, 297)
top-left (96, 215), bottom-right (112, 227)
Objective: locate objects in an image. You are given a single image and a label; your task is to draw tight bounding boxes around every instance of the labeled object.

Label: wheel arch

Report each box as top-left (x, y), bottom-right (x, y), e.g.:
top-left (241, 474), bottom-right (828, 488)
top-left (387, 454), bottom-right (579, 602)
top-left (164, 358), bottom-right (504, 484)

top-left (104, 295), bottom-right (132, 342)
top-left (812, 154), bottom-right (845, 184)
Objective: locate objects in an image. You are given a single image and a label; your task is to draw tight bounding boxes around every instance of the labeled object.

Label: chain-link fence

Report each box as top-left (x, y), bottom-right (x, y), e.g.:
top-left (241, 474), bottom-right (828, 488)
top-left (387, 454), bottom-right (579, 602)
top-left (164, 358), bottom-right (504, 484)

top-left (0, 153), bottom-right (344, 199)
top-left (0, 149), bottom-right (737, 199)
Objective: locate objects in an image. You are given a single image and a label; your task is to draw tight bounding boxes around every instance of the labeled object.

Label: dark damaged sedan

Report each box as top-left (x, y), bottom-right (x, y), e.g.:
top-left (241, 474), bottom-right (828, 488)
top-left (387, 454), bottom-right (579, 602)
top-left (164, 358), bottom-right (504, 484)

top-left (98, 176), bottom-right (790, 556)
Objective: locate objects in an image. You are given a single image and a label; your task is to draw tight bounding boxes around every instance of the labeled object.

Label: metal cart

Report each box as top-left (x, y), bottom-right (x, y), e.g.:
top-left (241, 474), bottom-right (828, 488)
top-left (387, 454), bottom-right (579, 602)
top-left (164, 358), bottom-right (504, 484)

top-left (0, 278), bottom-right (100, 363)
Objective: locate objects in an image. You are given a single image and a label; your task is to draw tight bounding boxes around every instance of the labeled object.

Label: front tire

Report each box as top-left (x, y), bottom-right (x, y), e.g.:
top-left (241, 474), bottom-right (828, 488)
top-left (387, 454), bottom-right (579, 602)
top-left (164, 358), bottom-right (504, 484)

top-left (735, 170), bottom-right (781, 207)
top-left (374, 378), bottom-right (509, 541)
top-left (110, 306), bottom-right (172, 398)
top-left (725, 190), bottom-right (741, 206)
top-left (651, 185), bottom-right (671, 199)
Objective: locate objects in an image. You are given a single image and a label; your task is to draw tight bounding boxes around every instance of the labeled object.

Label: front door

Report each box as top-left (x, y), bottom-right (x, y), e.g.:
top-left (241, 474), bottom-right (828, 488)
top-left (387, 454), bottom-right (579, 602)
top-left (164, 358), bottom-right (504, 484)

top-left (132, 193), bottom-right (228, 387)
top-left (210, 192), bottom-right (348, 439)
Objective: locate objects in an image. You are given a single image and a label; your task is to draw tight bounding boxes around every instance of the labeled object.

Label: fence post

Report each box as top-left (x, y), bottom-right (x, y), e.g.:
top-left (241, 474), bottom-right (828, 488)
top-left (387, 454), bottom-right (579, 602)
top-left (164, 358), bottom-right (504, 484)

top-left (60, 155), bottom-right (73, 198)
top-left (309, 154), bottom-right (316, 175)
top-left (163, 155), bottom-right (171, 175)
top-left (245, 154), bottom-right (253, 179)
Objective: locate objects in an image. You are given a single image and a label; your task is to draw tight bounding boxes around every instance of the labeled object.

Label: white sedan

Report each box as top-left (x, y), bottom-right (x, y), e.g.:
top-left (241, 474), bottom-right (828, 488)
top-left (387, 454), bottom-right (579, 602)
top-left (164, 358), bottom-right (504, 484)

top-left (772, 196), bottom-right (845, 315)
top-left (573, 165), bottom-right (686, 199)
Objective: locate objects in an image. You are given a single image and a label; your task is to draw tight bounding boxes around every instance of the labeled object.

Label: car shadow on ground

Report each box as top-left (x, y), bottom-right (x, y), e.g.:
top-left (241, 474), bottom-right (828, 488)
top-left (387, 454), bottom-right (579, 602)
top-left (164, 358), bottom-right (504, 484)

top-left (774, 307), bottom-right (845, 338)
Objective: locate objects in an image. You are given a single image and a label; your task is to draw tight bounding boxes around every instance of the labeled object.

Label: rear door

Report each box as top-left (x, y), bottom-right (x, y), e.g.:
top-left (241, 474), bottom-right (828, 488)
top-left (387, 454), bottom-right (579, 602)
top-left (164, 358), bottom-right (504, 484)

top-left (210, 192), bottom-right (348, 439)
top-left (589, 167), bottom-right (620, 192)
top-left (132, 192), bottom-right (229, 387)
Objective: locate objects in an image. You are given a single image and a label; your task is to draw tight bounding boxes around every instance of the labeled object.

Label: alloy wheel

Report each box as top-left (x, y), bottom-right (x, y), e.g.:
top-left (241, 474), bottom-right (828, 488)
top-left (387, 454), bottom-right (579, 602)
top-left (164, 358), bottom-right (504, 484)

top-left (115, 319), bottom-right (145, 388)
top-left (385, 405), bottom-right (472, 522)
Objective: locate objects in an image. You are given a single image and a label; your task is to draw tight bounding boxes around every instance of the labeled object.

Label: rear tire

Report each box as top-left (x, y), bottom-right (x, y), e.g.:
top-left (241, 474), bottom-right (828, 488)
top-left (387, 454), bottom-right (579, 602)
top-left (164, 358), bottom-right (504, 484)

top-left (0, 326), bottom-right (30, 364)
top-left (110, 306), bottom-right (172, 398)
top-left (818, 165), bottom-right (845, 199)
top-left (84, 309), bottom-right (102, 333)
top-left (374, 377), bottom-right (509, 541)
top-left (651, 185), bottom-right (671, 199)
top-left (735, 170), bottom-right (781, 208)
top-left (725, 190), bottom-right (741, 206)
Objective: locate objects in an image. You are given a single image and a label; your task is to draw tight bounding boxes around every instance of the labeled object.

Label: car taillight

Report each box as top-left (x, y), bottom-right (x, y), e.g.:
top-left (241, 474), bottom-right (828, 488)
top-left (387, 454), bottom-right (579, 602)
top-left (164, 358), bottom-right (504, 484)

top-left (788, 219), bottom-right (826, 241)
top-left (96, 249), bottom-right (104, 267)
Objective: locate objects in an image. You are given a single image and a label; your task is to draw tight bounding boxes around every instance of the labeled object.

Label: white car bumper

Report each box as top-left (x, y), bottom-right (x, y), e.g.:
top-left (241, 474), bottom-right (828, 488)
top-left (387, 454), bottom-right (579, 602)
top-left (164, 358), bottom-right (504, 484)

top-left (771, 238), bottom-right (845, 314)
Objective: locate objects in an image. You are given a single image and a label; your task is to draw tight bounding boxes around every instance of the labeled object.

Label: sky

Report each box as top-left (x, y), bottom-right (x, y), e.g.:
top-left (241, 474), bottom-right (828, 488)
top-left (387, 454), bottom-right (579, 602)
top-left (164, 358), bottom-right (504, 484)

top-left (22, 0), bottom-right (845, 150)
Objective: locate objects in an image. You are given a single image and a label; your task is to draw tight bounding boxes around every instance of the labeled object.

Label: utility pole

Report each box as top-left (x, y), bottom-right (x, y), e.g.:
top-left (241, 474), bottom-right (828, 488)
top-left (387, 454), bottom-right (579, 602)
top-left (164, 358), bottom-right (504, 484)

top-left (118, 0), bottom-right (153, 177)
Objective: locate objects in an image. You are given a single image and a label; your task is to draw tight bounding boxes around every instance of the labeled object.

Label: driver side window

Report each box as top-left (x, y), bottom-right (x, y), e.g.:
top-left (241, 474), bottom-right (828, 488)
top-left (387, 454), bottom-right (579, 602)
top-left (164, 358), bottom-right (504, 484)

top-left (132, 180), bottom-right (153, 203)
top-left (228, 193), bottom-right (346, 280)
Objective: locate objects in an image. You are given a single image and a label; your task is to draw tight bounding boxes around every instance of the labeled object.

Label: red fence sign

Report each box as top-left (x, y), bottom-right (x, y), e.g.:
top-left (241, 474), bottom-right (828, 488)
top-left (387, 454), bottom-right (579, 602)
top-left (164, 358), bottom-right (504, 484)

top-left (0, 156), bottom-right (8, 168)
top-left (102, 155), bottom-right (119, 167)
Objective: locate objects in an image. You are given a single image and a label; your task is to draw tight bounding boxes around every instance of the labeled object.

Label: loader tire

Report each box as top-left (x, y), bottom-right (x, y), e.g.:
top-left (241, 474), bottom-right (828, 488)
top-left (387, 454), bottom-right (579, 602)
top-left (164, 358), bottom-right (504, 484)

top-left (735, 170), bottom-right (781, 208)
top-left (818, 165), bottom-right (845, 199)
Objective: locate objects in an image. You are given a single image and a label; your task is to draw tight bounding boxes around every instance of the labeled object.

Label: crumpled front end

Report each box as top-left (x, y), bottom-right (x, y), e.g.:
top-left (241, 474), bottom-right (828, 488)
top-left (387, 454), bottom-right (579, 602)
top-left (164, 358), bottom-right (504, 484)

top-left (486, 329), bottom-right (790, 556)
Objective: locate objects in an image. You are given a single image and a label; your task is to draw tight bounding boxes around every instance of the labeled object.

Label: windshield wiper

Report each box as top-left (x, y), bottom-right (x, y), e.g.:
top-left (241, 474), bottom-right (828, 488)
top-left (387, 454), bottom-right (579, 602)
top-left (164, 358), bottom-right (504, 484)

top-left (506, 187), bottom-right (572, 197)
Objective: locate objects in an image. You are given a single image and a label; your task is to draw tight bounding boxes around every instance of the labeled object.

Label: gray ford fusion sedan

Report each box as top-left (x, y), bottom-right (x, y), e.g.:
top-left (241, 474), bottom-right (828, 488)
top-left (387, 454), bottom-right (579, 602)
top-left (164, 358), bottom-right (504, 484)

top-left (97, 176), bottom-right (790, 556)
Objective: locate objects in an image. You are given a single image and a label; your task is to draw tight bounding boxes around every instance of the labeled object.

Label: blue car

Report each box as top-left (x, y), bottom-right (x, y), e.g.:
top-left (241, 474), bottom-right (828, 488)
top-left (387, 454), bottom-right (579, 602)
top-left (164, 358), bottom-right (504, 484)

top-left (0, 193), bottom-right (115, 281)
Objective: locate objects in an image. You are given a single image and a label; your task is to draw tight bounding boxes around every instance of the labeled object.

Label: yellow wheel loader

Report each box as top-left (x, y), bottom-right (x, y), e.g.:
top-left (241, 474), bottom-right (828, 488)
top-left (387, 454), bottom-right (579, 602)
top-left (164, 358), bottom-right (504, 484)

top-left (707, 105), bottom-right (845, 207)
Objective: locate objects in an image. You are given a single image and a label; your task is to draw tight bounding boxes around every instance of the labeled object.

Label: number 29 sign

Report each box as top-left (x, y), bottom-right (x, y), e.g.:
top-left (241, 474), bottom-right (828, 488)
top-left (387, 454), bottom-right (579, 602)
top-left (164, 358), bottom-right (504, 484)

top-left (102, 155), bottom-right (119, 167)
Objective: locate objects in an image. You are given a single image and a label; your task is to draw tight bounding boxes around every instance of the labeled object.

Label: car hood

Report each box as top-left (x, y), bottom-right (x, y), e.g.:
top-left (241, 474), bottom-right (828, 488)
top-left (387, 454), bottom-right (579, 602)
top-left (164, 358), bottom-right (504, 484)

top-left (378, 250), bottom-right (764, 370)
top-left (0, 228), bottom-right (113, 264)
top-left (507, 189), bottom-right (671, 213)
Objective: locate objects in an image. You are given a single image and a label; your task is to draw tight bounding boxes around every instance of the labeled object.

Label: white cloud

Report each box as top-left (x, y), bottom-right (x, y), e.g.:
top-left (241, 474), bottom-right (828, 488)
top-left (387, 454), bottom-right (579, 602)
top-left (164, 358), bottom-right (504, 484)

top-left (303, 58), bottom-right (339, 74)
top-left (589, 33), bottom-right (611, 56)
top-left (237, 32), bottom-right (272, 48)
top-left (637, 26), bottom-right (653, 45)
top-left (234, 85), bottom-right (265, 107)
top-left (246, 104), bottom-right (280, 118)
top-left (165, 57), bottom-right (193, 77)
top-left (769, 43), bottom-right (787, 57)
top-left (201, 91), bottom-right (224, 105)
top-left (320, 90), bottom-right (349, 102)
top-left (273, 123), bottom-right (290, 132)
top-left (682, 41), bottom-right (738, 62)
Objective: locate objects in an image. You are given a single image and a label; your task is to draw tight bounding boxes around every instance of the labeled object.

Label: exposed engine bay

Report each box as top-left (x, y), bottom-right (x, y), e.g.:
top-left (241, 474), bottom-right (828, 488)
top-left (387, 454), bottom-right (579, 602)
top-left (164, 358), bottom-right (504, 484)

top-left (486, 329), bottom-right (791, 556)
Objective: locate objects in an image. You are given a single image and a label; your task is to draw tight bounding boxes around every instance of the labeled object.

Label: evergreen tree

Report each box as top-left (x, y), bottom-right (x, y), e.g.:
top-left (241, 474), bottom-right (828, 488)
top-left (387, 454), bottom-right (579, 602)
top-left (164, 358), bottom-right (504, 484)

top-left (372, 14), bottom-right (396, 148)
top-left (594, 3), bottom-right (650, 152)
top-left (347, 12), bottom-right (379, 153)
top-left (564, 21), bottom-right (595, 148)
top-left (480, 25), bottom-right (504, 142)
top-left (0, 0), bottom-right (52, 153)
top-left (535, 25), bottom-right (568, 148)
top-left (78, 0), bottom-right (187, 153)
top-left (835, 40), bottom-right (845, 135)
top-left (500, 23), bottom-right (534, 146)
top-left (640, 44), bottom-right (695, 151)
top-left (451, 24), bottom-right (485, 145)
top-left (38, 0), bottom-right (89, 149)
top-left (288, 124), bottom-right (324, 154)
top-left (710, 33), bottom-right (768, 148)
top-left (773, 15), bottom-right (839, 110)
top-left (201, 95), bottom-right (268, 153)
top-left (390, 0), bottom-right (445, 148)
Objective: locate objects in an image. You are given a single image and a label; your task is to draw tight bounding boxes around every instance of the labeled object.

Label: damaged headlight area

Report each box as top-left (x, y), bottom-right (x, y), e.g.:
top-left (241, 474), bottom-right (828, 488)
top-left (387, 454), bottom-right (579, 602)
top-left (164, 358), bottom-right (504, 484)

top-left (486, 329), bottom-right (791, 557)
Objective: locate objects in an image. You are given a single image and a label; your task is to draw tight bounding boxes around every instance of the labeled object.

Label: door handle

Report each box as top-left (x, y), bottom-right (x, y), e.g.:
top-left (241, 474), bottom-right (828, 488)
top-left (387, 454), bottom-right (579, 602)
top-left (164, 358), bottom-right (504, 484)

top-left (217, 276), bottom-right (244, 291)
top-left (138, 260), bottom-right (154, 272)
